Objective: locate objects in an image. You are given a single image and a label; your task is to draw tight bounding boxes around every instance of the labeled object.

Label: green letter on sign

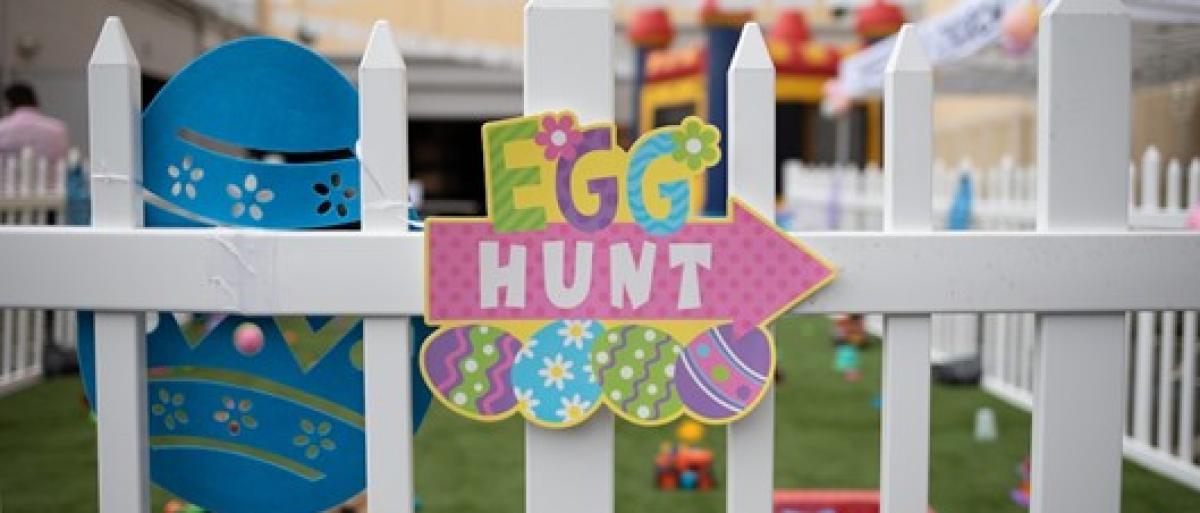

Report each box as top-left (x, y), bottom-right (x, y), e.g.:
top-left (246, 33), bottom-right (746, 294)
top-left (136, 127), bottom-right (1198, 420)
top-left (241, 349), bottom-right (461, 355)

top-left (483, 117), bottom-right (545, 233)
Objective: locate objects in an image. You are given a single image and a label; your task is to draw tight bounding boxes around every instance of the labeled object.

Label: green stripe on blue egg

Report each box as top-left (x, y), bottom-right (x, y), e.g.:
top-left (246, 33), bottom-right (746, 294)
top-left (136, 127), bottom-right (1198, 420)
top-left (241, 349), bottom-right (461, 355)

top-left (422, 325), bottom-right (522, 420)
top-left (591, 325), bottom-right (684, 426)
top-left (510, 320), bottom-right (604, 427)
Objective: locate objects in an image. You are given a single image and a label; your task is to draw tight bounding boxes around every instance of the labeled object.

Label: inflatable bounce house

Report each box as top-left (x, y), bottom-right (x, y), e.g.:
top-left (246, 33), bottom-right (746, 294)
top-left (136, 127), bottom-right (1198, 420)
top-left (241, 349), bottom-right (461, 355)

top-left (628, 0), bottom-right (906, 214)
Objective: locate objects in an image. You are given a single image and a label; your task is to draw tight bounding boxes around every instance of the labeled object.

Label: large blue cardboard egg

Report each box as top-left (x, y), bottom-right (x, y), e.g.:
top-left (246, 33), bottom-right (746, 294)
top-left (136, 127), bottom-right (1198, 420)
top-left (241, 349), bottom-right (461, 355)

top-left (77, 37), bottom-right (430, 513)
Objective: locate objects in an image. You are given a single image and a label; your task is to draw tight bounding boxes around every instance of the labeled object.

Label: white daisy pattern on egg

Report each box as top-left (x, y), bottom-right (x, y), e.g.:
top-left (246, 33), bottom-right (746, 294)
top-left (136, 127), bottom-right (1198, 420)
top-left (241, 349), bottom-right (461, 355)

top-left (510, 320), bottom-right (604, 426)
top-left (167, 155), bottom-right (204, 200)
top-left (555, 394), bottom-right (592, 422)
top-left (227, 174), bottom-right (275, 221)
top-left (513, 387), bottom-right (540, 414)
top-left (516, 338), bottom-right (537, 363)
top-left (537, 353), bottom-right (574, 390)
top-left (557, 320), bottom-right (595, 350)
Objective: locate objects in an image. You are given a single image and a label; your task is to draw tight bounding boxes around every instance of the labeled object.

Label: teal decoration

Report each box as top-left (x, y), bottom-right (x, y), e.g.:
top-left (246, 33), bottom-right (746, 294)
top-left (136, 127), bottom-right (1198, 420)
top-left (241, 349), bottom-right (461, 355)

top-left (833, 344), bottom-right (860, 374)
top-left (76, 37), bottom-right (431, 513)
top-left (946, 171), bottom-right (973, 231)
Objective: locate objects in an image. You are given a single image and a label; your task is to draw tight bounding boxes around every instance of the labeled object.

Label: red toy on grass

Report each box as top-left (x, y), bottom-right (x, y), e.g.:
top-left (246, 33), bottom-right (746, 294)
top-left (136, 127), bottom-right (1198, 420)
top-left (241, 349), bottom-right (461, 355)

top-left (774, 490), bottom-right (936, 513)
top-left (654, 420), bottom-right (717, 491)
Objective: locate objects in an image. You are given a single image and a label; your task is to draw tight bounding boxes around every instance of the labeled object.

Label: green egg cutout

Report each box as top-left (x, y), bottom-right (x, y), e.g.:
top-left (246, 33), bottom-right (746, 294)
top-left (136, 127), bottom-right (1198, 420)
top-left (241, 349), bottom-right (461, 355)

top-left (591, 325), bottom-right (684, 425)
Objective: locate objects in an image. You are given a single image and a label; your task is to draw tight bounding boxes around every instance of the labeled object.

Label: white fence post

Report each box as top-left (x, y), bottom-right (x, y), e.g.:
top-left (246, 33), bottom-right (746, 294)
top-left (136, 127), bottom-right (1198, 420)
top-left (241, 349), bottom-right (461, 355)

top-left (727, 22), bottom-right (775, 513)
top-left (359, 20), bottom-right (415, 513)
top-left (1031, 2), bottom-right (1129, 513)
top-left (88, 17), bottom-right (149, 513)
top-left (880, 25), bottom-right (932, 513)
top-left (523, 2), bottom-right (615, 513)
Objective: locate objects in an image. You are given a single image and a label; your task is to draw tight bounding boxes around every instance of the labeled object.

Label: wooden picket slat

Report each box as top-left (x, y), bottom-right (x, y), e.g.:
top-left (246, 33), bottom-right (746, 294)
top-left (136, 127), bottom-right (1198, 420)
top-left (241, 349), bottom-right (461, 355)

top-left (358, 20), bottom-right (416, 513)
top-left (727, 22), bottom-right (775, 513)
top-left (522, 2), bottom-right (615, 512)
top-left (880, 25), bottom-right (933, 513)
top-left (89, 17), bottom-right (150, 513)
top-left (1030, 2), bottom-right (1129, 513)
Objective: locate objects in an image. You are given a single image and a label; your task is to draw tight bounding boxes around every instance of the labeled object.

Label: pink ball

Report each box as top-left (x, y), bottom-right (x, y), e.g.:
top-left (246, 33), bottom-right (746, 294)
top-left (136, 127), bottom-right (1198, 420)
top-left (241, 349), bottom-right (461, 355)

top-left (233, 322), bottom-right (264, 356)
top-left (1001, 0), bottom-right (1040, 56)
top-left (1186, 203), bottom-right (1200, 231)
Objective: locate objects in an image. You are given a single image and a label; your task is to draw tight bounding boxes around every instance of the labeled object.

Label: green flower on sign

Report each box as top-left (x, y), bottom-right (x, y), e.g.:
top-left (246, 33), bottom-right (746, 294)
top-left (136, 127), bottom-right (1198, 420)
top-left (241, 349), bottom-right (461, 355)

top-left (670, 117), bottom-right (721, 171)
top-left (293, 419), bottom-right (336, 460)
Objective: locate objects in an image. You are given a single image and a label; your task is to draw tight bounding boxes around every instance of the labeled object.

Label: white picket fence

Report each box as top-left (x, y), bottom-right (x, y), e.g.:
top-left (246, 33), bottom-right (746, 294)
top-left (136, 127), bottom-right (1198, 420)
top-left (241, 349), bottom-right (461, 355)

top-left (783, 148), bottom-right (1199, 234)
top-left (783, 151), bottom-right (1200, 490)
top-left (0, 148), bottom-right (77, 397)
top-left (1, 1), bottom-right (1198, 513)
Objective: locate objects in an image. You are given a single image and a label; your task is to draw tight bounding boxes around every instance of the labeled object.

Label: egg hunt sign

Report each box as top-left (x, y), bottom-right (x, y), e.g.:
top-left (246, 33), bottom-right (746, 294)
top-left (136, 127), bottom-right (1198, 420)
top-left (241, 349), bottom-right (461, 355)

top-left (419, 112), bottom-right (835, 429)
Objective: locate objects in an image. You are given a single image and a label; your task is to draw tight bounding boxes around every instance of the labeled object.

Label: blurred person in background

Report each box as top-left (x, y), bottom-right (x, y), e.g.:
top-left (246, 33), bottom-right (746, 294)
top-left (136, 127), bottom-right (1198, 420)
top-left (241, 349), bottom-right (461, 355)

top-left (0, 82), bottom-right (69, 161)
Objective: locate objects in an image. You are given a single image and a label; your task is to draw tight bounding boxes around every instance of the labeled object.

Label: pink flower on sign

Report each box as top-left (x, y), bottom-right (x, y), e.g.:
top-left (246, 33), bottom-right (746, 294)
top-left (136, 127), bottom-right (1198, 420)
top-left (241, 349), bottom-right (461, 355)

top-left (535, 113), bottom-right (584, 161)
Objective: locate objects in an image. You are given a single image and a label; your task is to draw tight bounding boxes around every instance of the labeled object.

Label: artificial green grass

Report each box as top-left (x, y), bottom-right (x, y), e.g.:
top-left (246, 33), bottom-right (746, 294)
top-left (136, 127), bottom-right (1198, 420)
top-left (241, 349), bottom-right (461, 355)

top-left (2, 315), bottom-right (1198, 512)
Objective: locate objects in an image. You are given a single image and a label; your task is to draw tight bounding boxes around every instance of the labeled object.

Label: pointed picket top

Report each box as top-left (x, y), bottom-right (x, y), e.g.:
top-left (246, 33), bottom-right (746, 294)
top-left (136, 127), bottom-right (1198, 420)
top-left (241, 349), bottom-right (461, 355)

top-left (731, 23), bottom-right (772, 71)
top-left (1142, 147), bottom-right (1161, 207)
top-left (885, 24), bottom-right (928, 74)
top-left (90, 17), bottom-right (137, 67)
top-left (1167, 158), bottom-right (1183, 208)
top-left (1044, 0), bottom-right (1125, 17)
top-left (361, 20), bottom-right (404, 70)
top-left (1143, 145), bottom-right (1161, 167)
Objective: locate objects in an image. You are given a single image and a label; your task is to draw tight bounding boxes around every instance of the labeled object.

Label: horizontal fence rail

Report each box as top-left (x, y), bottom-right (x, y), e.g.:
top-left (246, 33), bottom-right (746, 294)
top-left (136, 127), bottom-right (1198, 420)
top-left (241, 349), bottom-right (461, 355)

top-left (0, 229), bottom-right (1198, 315)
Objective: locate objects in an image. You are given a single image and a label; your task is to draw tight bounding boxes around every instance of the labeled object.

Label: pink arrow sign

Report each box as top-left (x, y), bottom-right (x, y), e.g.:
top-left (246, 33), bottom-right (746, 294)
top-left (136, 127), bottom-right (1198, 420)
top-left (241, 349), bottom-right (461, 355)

top-left (426, 199), bottom-right (835, 335)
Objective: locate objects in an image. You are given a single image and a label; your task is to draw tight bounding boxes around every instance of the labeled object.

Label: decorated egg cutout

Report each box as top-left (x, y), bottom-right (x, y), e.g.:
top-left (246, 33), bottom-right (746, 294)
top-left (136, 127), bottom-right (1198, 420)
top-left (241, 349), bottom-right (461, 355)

top-left (510, 320), bottom-right (604, 427)
top-left (674, 323), bottom-right (773, 423)
top-left (592, 325), bottom-right (685, 425)
top-left (141, 38), bottom-right (362, 230)
top-left (422, 325), bottom-right (522, 419)
top-left (76, 37), bottom-right (432, 513)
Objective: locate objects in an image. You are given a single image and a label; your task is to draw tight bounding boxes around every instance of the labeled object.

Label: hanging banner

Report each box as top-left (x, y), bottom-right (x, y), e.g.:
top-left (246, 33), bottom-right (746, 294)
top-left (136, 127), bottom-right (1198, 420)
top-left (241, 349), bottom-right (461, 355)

top-left (420, 112), bottom-right (836, 428)
top-left (839, 0), bottom-right (1048, 98)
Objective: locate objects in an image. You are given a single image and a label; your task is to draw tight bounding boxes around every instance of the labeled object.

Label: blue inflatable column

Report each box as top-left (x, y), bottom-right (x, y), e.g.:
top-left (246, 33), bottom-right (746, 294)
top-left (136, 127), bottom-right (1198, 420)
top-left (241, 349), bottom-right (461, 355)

top-left (628, 7), bottom-right (675, 137)
top-left (701, 5), bottom-right (754, 217)
top-left (632, 47), bottom-right (648, 136)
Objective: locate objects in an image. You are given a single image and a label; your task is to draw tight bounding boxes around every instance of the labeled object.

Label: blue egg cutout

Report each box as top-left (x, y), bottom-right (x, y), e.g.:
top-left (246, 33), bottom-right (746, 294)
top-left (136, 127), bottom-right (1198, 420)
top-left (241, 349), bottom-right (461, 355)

top-left (76, 37), bottom-right (431, 513)
top-left (510, 320), bottom-right (604, 427)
